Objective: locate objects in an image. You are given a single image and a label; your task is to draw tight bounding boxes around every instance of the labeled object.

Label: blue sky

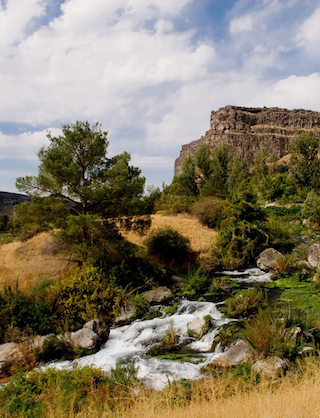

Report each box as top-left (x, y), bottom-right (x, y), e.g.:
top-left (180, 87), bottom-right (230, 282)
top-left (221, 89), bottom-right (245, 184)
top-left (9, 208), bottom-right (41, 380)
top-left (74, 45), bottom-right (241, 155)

top-left (1, 0), bottom-right (320, 193)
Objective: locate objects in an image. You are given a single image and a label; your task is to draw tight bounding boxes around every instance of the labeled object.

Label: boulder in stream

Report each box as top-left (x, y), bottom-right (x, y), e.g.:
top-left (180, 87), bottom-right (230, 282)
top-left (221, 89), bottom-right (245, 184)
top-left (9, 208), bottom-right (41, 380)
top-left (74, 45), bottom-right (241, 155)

top-left (188, 318), bottom-right (206, 339)
top-left (213, 340), bottom-right (253, 367)
top-left (256, 248), bottom-right (284, 271)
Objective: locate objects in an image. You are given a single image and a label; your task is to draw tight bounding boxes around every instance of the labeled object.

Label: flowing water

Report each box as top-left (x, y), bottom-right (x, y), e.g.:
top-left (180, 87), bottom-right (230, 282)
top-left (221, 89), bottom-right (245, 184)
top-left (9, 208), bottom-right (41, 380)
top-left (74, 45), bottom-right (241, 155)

top-left (48, 267), bottom-right (269, 389)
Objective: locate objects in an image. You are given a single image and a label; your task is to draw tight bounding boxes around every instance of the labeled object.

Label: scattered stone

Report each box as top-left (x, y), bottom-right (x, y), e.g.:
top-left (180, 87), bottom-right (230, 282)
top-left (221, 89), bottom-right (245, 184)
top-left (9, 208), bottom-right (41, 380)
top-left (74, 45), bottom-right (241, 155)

top-left (288, 326), bottom-right (302, 346)
top-left (213, 340), bottom-right (253, 367)
top-left (0, 342), bottom-right (17, 363)
top-left (188, 318), bottom-right (206, 339)
top-left (257, 248), bottom-right (284, 271)
top-left (142, 286), bottom-right (172, 303)
top-left (116, 303), bottom-right (136, 324)
top-left (297, 260), bottom-right (312, 271)
top-left (71, 328), bottom-right (99, 350)
top-left (252, 356), bottom-right (288, 378)
top-left (299, 346), bottom-right (314, 355)
top-left (303, 219), bottom-right (319, 227)
top-left (308, 242), bottom-right (320, 268)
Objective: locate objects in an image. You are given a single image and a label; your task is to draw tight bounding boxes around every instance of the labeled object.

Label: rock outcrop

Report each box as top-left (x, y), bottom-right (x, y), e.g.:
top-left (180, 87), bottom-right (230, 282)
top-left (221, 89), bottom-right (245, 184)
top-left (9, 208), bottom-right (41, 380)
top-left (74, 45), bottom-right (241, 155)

top-left (256, 248), bottom-right (284, 271)
top-left (175, 106), bottom-right (320, 175)
top-left (0, 191), bottom-right (30, 215)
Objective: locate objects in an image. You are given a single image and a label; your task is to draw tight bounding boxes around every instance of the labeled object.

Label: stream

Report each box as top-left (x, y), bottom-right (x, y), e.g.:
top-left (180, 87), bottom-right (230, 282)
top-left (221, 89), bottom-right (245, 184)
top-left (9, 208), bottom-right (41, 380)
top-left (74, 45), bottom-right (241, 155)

top-left (48, 267), bottom-right (271, 390)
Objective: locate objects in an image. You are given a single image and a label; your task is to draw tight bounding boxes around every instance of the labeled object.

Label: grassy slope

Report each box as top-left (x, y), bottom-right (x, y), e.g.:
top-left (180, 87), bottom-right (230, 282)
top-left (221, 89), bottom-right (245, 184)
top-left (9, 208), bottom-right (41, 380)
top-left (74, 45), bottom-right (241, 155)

top-left (123, 213), bottom-right (218, 257)
top-left (0, 232), bottom-right (72, 291)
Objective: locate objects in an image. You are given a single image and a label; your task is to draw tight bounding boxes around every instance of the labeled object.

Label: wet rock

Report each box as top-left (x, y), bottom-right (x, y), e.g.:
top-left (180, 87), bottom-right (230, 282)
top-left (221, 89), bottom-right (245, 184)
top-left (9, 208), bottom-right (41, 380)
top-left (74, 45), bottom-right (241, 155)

top-left (142, 286), bottom-right (172, 303)
top-left (71, 328), bottom-right (99, 350)
top-left (84, 319), bottom-right (100, 333)
top-left (188, 318), bottom-right (206, 339)
top-left (116, 303), bottom-right (136, 324)
top-left (308, 242), bottom-right (320, 268)
top-left (252, 356), bottom-right (288, 378)
top-left (213, 340), bottom-right (253, 366)
top-left (257, 248), bottom-right (284, 271)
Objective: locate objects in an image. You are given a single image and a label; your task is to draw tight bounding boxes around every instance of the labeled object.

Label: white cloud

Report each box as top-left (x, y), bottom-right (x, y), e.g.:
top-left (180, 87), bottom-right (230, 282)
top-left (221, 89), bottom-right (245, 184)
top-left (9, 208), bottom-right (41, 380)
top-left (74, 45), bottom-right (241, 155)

top-left (296, 6), bottom-right (320, 53)
top-left (230, 14), bottom-right (253, 33)
top-left (0, 128), bottom-right (61, 160)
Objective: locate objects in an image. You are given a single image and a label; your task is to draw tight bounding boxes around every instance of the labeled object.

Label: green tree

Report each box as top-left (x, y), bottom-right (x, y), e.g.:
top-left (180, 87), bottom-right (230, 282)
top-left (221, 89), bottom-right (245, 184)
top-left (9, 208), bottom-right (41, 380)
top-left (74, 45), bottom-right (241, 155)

top-left (289, 131), bottom-right (320, 191)
top-left (302, 191), bottom-right (320, 224)
top-left (16, 121), bottom-right (146, 221)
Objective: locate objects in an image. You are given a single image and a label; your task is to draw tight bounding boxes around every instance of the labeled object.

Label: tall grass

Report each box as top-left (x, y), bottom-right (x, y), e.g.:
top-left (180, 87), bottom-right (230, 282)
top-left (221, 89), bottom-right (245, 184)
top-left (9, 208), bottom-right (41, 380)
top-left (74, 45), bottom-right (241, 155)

top-left (3, 359), bottom-right (320, 417)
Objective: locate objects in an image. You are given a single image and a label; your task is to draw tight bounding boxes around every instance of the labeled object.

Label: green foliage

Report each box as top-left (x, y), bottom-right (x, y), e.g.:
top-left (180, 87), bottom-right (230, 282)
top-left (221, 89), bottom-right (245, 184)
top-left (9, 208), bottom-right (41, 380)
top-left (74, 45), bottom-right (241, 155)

top-left (302, 191), bottom-right (320, 223)
top-left (0, 364), bottom-right (138, 417)
top-left (242, 308), bottom-right (294, 358)
top-left (227, 157), bottom-right (250, 198)
top-left (0, 214), bottom-right (12, 232)
top-left (200, 145), bottom-right (230, 198)
top-left (265, 205), bottom-right (302, 220)
top-left (191, 197), bottom-right (231, 228)
top-left (144, 226), bottom-right (194, 267)
top-left (222, 289), bottom-right (267, 319)
top-left (46, 265), bottom-right (127, 328)
top-left (264, 218), bottom-right (295, 253)
top-left (289, 131), bottom-right (320, 191)
top-left (13, 196), bottom-right (68, 240)
top-left (156, 190), bottom-right (194, 214)
top-left (183, 267), bottom-right (208, 296)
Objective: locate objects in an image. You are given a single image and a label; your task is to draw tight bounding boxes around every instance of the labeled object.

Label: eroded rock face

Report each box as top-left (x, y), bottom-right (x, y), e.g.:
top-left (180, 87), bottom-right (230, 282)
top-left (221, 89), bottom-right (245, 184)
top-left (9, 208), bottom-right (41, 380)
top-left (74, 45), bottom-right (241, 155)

top-left (213, 340), bottom-right (253, 367)
top-left (257, 248), bottom-right (283, 271)
top-left (308, 242), bottom-right (320, 268)
top-left (175, 106), bottom-right (320, 175)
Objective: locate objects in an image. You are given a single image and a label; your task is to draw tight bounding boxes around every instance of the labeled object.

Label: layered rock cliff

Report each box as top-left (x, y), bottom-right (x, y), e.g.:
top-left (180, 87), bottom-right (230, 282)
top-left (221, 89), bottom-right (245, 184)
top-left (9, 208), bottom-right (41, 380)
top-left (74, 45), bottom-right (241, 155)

top-left (175, 106), bottom-right (320, 175)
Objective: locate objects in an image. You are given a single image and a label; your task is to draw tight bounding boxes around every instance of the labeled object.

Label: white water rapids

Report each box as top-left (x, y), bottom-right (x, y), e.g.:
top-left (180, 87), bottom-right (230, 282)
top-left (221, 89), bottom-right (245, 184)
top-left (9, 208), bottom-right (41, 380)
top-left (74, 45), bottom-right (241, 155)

top-left (47, 268), bottom-right (269, 389)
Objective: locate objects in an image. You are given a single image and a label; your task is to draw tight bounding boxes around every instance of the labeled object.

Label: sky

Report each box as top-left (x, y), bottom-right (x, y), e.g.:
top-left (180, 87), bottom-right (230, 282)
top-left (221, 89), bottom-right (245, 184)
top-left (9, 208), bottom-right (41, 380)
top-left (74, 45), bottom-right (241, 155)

top-left (1, 0), bottom-right (320, 193)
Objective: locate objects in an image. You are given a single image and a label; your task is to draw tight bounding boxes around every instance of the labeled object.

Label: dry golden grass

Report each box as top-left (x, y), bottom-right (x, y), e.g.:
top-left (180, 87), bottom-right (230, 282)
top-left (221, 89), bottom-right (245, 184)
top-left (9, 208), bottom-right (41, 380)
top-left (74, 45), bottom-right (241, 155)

top-left (36, 361), bottom-right (320, 418)
top-left (123, 214), bottom-right (218, 256)
top-left (0, 232), bottom-right (72, 292)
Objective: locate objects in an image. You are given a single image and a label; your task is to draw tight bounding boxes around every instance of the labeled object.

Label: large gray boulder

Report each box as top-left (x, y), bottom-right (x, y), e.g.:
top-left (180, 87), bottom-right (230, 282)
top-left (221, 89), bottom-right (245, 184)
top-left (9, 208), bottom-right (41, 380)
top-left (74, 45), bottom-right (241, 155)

top-left (188, 318), bottom-right (206, 339)
top-left (71, 328), bottom-right (99, 350)
top-left (257, 248), bottom-right (283, 271)
top-left (142, 286), bottom-right (172, 303)
top-left (252, 356), bottom-right (288, 378)
top-left (214, 340), bottom-right (253, 366)
top-left (308, 242), bottom-right (320, 268)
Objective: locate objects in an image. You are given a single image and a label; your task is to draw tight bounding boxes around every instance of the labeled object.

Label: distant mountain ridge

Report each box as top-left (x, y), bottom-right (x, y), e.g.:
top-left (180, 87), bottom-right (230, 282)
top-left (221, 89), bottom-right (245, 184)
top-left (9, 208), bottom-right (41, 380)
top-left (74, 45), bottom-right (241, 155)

top-left (175, 106), bottom-right (320, 175)
top-left (0, 191), bottom-right (30, 215)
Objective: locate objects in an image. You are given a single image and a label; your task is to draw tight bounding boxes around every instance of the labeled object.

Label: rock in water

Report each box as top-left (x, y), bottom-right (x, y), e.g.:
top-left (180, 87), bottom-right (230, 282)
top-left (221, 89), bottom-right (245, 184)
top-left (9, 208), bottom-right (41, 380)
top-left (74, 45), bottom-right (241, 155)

top-left (71, 328), bottom-right (99, 350)
top-left (257, 248), bottom-right (283, 271)
top-left (188, 318), bottom-right (206, 339)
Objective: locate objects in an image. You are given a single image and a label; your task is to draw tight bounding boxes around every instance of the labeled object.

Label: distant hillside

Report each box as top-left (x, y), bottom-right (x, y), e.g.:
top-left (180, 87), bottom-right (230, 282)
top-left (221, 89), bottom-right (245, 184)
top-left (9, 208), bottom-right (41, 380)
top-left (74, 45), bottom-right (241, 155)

top-left (0, 191), bottom-right (30, 215)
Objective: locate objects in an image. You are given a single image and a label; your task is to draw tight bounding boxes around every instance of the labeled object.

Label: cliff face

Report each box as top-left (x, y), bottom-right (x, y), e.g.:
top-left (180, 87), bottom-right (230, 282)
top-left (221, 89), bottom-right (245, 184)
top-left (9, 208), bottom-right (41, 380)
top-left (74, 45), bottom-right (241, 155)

top-left (0, 192), bottom-right (30, 215)
top-left (175, 106), bottom-right (320, 175)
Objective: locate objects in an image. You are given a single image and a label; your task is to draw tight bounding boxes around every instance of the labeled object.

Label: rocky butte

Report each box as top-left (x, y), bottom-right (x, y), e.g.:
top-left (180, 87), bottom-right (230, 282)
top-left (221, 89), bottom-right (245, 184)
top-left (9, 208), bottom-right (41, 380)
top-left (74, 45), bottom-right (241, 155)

top-left (174, 106), bottom-right (320, 175)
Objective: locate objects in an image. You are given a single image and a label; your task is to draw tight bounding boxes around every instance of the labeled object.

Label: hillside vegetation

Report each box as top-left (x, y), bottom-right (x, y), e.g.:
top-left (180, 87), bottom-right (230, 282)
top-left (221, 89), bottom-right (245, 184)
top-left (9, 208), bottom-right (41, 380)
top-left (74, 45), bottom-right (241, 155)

top-left (0, 232), bottom-right (71, 291)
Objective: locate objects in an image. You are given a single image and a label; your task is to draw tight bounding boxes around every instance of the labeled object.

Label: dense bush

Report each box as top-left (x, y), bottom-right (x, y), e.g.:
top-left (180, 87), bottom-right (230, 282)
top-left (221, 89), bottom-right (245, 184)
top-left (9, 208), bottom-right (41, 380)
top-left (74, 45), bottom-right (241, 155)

top-left (191, 197), bottom-right (231, 228)
top-left (222, 289), bottom-right (267, 319)
top-left (302, 191), bottom-right (320, 224)
top-left (144, 226), bottom-right (194, 267)
top-left (265, 218), bottom-right (295, 253)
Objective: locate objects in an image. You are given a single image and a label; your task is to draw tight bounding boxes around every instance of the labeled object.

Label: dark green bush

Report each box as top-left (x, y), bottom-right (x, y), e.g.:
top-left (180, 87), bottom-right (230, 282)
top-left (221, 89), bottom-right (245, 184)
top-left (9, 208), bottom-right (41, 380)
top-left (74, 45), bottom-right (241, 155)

top-left (191, 197), bottom-right (231, 228)
top-left (143, 226), bottom-right (194, 267)
top-left (222, 289), bottom-right (267, 319)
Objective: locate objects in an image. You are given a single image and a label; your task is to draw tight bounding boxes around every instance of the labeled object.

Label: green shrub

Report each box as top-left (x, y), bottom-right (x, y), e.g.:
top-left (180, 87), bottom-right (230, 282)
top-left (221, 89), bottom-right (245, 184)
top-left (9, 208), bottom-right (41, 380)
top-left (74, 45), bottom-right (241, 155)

top-left (222, 289), bottom-right (267, 319)
top-left (302, 191), bottom-right (320, 224)
top-left (183, 267), bottom-right (208, 296)
top-left (265, 218), bottom-right (295, 253)
top-left (155, 193), bottom-right (194, 215)
top-left (191, 197), bottom-right (231, 228)
top-left (144, 226), bottom-right (194, 267)
top-left (242, 308), bottom-right (293, 358)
